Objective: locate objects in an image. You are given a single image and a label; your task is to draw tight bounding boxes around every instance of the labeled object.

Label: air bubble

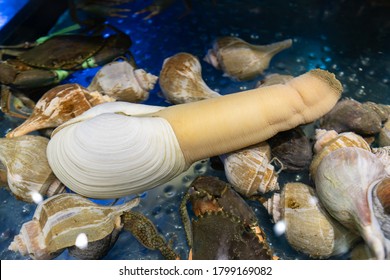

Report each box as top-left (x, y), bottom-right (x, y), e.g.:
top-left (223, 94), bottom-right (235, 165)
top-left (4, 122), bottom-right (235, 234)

top-left (164, 185), bottom-right (176, 198)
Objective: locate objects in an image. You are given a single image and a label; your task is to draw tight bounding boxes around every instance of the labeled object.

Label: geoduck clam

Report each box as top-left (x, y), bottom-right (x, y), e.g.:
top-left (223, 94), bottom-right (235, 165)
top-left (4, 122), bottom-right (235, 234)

top-left (204, 36), bottom-right (293, 81)
top-left (46, 69), bottom-right (342, 199)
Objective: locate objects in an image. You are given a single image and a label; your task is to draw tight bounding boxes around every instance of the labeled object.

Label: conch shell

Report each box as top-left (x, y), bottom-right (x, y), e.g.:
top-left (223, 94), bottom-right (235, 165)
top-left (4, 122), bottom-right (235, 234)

top-left (6, 84), bottom-right (114, 138)
top-left (0, 135), bottom-right (64, 202)
top-left (220, 142), bottom-right (279, 197)
top-left (159, 52), bottom-right (220, 104)
top-left (204, 36), bottom-right (293, 81)
top-left (314, 147), bottom-right (388, 259)
top-left (372, 178), bottom-right (390, 239)
top-left (310, 129), bottom-right (371, 177)
top-left (9, 193), bottom-right (140, 259)
top-left (263, 182), bottom-right (360, 258)
top-left (46, 69), bottom-right (342, 199)
top-left (88, 60), bottom-right (158, 102)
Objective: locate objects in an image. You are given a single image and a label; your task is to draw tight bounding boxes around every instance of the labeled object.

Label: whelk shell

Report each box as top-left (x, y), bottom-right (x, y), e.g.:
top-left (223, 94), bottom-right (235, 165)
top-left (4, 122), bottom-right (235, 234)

top-left (6, 84), bottom-right (114, 138)
top-left (46, 69), bottom-right (342, 199)
top-left (220, 142), bottom-right (279, 197)
top-left (310, 129), bottom-right (371, 177)
top-left (263, 182), bottom-right (360, 258)
top-left (159, 52), bottom-right (220, 104)
top-left (314, 147), bottom-right (388, 259)
top-left (88, 60), bottom-right (158, 103)
top-left (0, 135), bottom-right (64, 203)
top-left (9, 193), bottom-right (140, 259)
top-left (204, 36), bottom-right (293, 81)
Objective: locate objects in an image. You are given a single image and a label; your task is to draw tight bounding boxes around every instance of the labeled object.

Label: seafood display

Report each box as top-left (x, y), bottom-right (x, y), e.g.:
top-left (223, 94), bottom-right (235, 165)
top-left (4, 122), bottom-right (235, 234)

top-left (1, 0), bottom-right (389, 262)
top-left (180, 176), bottom-right (276, 259)
top-left (46, 69), bottom-right (342, 199)
top-left (5, 61), bottom-right (157, 138)
top-left (204, 36), bottom-right (293, 81)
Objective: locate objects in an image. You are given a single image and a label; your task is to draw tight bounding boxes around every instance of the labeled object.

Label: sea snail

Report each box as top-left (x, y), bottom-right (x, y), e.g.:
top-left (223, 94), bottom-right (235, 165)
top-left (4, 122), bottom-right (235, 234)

top-left (47, 69), bottom-right (342, 199)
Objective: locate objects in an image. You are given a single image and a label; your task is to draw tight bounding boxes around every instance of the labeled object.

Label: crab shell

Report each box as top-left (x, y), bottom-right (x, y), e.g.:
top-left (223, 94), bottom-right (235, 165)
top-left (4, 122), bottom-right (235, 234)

top-left (9, 193), bottom-right (140, 259)
top-left (182, 176), bottom-right (276, 260)
top-left (0, 135), bottom-right (64, 202)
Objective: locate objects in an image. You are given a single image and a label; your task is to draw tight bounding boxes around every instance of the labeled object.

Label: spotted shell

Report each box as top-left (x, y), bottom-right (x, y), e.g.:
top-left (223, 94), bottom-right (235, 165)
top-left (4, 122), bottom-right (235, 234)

top-left (220, 142), bottom-right (279, 197)
top-left (9, 193), bottom-right (140, 259)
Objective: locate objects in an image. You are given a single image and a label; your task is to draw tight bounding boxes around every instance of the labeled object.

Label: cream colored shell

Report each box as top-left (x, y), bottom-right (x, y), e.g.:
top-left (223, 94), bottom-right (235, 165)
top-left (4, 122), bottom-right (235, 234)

top-left (0, 135), bottom-right (63, 202)
top-left (204, 36), bottom-right (293, 81)
top-left (47, 102), bottom-right (187, 199)
top-left (314, 147), bottom-right (388, 259)
top-left (88, 60), bottom-right (158, 102)
top-left (263, 182), bottom-right (359, 258)
top-left (9, 193), bottom-right (140, 259)
top-left (220, 142), bottom-right (279, 196)
top-left (159, 52), bottom-right (220, 104)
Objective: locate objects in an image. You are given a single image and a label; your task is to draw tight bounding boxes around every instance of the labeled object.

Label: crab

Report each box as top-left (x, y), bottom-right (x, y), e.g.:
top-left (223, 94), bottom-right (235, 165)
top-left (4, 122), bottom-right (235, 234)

top-left (0, 25), bottom-right (132, 90)
top-left (180, 176), bottom-right (278, 260)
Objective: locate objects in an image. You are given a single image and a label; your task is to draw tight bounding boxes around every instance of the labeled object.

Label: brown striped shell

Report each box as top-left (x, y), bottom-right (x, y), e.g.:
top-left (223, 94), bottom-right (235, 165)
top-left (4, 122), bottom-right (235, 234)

top-left (0, 135), bottom-right (64, 202)
top-left (6, 84), bottom-right (114, 138)
top-left (8, 193), bottom-right (140, 259)
top-left (220, 142), bottom-right (279, 197)
top-left (310, 129), bottom-right (371, 177)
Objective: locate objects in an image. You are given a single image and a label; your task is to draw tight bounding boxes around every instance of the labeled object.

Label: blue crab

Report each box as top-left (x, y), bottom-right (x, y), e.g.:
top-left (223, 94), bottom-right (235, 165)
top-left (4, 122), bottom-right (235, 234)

top-left (0, 25), bottom-right (132, 89)
top-left (180, 176), bottom-right (277, 260)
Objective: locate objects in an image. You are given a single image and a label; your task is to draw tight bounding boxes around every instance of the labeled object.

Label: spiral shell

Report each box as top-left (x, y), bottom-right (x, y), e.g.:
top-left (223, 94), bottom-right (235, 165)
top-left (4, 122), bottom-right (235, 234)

top-left (159, 52), bottom-right (220, 104)
top-left (310, 129), bottom-right (371, 177)
top-left (319, 98), bottom-right (388, 135)
top-left (372, 178), bottom-right (390, 241)
top-left (6, 84), bottom-right (114, 138)
top-left (8, 193), bottom-right (140, 259)
top-left (263, 182), bottom-right (360, 258)
top-left (88, 60), bottom-right (158, 103)
top-left (0, 135), bottom-right (64, 202)
top-left (204, 36), bottom-right (292, 81)
top-left (372, 146), bottom-right (390, 175)
top-left (220, 142), bottom-right (279, 197)
top-left (314, 147), bottom-right (388, 259)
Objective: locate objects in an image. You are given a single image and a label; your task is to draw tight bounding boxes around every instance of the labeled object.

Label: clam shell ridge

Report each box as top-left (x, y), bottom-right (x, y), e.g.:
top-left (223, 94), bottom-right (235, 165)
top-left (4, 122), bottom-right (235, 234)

top-left (47, 102), bottom-right (187, 199)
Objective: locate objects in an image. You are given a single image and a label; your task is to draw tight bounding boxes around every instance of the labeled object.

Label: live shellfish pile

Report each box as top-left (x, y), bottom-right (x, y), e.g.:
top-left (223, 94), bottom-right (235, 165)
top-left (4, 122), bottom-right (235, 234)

top-left (1, 0), bottom-right (389, 261)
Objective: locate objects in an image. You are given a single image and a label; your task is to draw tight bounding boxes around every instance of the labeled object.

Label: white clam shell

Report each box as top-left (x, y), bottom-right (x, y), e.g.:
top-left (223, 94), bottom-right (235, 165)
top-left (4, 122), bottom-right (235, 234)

top-left (314, 147), bottom-right (388, 259)
top-left (47, 102), bottom-right (187, 198)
